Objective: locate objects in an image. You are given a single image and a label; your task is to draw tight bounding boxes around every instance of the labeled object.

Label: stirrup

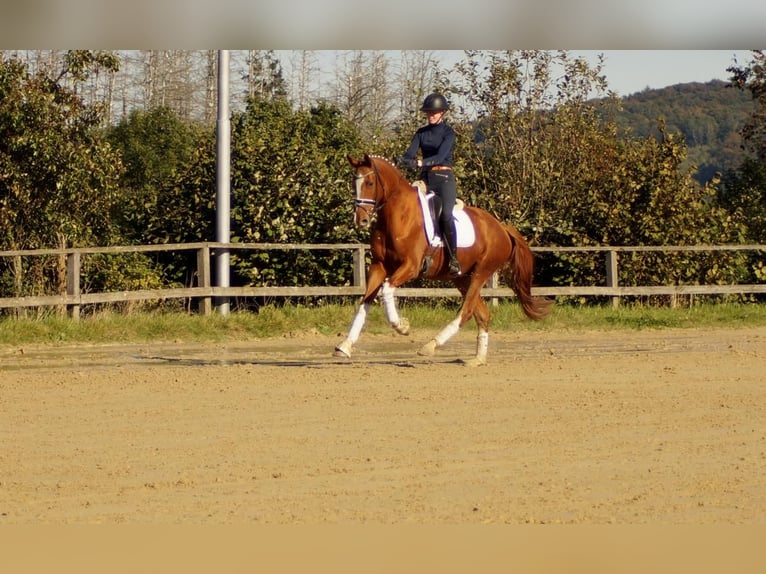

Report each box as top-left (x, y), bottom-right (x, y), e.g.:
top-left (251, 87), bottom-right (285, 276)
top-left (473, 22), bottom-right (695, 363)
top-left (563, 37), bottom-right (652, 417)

top-left (448, 257), bottom-right (462, 275)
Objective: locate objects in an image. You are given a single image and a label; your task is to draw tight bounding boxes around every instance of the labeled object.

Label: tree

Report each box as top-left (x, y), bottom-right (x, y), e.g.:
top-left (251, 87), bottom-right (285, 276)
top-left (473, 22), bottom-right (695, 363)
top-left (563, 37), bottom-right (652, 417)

top-left (0, 53), bottom-right (122, 251)
top-left (332, 51), bottom-right (397, 142)
top-left (395, 50), bottom-right (444, 121)
top-left (723, 49), bottom-right (766, 260)
top-left (728, 49), bottom-right (766, 161)
top-left (0, 52), bottom-right (124, 301)
top-left (719, 159), bottom-right (766, 241)
top-left (449, 50), bottom-right (744, 299)
top-left (243, 50), bottom-right (287, 102)
top-left (285, 50), bottom-right (319, 111)
top-left (450, 50), bottom-right (615, 229)
top-left (107, 106), bottom-right (204, 244)
top-left (138, 95), bottom-right (365, 292)
top-left (228, 97), bottom-right (365, 289)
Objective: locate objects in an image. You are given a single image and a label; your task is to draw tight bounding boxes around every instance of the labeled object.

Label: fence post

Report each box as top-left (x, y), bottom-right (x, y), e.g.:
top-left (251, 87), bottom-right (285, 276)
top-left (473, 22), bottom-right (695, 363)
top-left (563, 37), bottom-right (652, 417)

top-left (605, 249), bottom-right (619, 308)
top-left (353, 245), bottom-right (367, 293)
top-left (488, 272), bottom-right (499, 307)
top-left (12, 255), bottom-right (24, 318)
top-left (197, 246), bottom-right (212, 315)
top-left (67, 252), bottom-right (81, 320)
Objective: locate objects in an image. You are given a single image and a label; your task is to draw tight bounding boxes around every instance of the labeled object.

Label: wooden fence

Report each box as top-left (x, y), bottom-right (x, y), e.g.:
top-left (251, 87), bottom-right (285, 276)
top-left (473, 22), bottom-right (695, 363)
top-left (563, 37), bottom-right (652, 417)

top-left (1, 242), bottom-right (765, 318)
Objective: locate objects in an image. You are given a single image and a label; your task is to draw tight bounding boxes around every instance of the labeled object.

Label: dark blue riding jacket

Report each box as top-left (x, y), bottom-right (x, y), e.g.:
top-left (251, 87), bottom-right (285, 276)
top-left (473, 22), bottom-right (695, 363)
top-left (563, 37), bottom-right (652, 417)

top-left (402, 122), bottom-right (455, 170)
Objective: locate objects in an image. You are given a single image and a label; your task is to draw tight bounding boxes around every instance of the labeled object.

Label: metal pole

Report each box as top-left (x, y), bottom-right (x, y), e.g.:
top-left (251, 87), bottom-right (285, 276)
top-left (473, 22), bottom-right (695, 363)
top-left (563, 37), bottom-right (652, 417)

top-left (215, 49), bottom-right (231, 315)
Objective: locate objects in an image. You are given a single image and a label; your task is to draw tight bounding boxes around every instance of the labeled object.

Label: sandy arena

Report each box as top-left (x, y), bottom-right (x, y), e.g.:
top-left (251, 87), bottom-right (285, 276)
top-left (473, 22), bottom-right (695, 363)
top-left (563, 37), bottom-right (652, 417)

top-left (1, 326), bottom-right (764, 524)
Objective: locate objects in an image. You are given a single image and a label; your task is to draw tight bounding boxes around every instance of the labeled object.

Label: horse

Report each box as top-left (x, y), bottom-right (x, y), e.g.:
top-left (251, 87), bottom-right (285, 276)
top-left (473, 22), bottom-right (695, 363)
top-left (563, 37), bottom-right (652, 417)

top-left (334, 153), bottom-right (552, 366)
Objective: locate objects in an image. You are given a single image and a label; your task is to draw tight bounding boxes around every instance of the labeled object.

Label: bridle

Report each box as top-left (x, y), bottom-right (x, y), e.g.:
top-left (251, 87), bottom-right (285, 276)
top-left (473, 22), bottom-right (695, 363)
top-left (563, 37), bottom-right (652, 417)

top-left (353, 160), bottom-right (387, 219)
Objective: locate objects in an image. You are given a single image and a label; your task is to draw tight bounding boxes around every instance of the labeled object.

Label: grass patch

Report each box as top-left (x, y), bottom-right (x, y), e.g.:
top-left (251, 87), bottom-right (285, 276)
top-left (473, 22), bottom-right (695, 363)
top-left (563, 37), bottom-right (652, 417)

top-left (1, 301), bottom-right (765, 347)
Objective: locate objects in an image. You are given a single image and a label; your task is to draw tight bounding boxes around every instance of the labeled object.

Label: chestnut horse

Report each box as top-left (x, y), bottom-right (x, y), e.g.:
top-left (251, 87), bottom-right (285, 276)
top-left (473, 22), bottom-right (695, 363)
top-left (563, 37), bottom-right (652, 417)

top-left (334, 154), bottom-right (551, 365)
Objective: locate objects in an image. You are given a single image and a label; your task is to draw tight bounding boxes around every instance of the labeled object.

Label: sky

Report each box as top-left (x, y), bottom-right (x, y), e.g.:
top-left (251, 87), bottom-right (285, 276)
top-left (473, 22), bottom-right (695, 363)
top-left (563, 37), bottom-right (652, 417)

top-left (570, 50), bottom-right (752, 96)
top-left (293, 50), bottom-right (755, 103)
top-left (431, 50), bottom-right (753, 98)
top-left (0, 3), bottom-right (760, 100)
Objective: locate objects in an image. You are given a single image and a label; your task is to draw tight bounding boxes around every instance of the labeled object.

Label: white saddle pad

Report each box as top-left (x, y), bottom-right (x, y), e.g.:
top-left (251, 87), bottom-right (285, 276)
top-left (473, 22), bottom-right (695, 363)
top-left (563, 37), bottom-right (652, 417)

top-left (414, 181), bottom-right (476, 248)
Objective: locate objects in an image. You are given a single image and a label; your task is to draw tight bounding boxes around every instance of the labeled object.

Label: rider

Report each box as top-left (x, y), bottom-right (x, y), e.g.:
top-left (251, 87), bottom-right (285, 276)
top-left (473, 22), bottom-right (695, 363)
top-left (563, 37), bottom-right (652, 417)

top-left (398, 92), bottom-right (462, 276)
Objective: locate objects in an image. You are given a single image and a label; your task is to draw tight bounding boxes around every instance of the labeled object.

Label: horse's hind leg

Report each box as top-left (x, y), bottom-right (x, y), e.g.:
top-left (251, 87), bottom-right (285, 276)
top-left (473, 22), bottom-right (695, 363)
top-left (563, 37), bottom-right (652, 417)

top-left (417, 277), bottom-right (473, 358)
top-left (418, 314), bottom-right (462, 357)
top-left (418, 275), bottom-right (490, 366)
top-left (464, 297), bottom-right (491, 367)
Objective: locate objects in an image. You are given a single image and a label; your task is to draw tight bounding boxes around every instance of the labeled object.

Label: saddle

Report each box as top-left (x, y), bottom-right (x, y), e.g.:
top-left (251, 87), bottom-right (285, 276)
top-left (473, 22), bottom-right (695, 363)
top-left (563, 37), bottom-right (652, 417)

top-left (412, 180), bottom-right (472, 248)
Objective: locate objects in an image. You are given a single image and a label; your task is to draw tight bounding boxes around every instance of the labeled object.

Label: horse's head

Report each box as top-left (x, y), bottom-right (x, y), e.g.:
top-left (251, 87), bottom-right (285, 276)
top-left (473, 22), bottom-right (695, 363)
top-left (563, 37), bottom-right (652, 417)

top-left (347, 153), bottom-right (398, 229)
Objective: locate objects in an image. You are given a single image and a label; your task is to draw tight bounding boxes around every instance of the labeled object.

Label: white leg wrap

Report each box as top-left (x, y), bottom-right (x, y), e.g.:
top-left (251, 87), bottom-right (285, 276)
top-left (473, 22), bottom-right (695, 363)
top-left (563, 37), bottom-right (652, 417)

top-left (380, 280), bottom-right (401, 327)
top-left (335, 339), bottom-right (353, 357)
top-left (347, 302), bottom-right (369, 343)
top-left (335, 303), bottom-right (369, 357)
top-left (434, 316), bottom-right (462, 346)
top-left (476, 330), bottom-right (489, 360)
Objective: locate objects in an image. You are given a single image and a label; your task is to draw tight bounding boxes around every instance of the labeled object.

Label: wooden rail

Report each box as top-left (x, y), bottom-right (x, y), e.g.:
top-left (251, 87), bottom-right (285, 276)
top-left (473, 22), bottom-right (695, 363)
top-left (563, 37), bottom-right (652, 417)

top-left (1, 242), bottom-right (764, 318)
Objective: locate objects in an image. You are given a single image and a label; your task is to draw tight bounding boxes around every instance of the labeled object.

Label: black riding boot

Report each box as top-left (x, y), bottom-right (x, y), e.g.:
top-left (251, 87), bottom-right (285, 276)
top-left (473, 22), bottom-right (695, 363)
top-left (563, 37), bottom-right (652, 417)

top-left (441, 219), bottom-right (462, 275)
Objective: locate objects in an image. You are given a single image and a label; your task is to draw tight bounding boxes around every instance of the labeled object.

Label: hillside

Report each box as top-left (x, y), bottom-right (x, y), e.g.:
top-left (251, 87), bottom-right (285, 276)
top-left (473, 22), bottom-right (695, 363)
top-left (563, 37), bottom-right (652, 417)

top-left (610, 80), bottom-right (755, 183)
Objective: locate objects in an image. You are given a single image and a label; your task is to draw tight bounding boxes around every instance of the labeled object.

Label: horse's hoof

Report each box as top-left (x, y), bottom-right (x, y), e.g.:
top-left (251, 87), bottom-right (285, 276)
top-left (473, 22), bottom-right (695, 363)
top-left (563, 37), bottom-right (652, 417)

top-left (395, 318), bottom-right (410, 336)
top-left (417, 339), bottom-right (438, 356)
top-left (334, 343), bottom-right (352, 358)
top-left (463, 357), bottom-right (488, 367)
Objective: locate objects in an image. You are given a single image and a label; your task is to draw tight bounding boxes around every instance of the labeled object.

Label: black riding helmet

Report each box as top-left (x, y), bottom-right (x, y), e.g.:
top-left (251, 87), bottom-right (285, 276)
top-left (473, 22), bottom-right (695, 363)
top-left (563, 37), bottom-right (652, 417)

top-left (420, 92), bottom-right (449, 112)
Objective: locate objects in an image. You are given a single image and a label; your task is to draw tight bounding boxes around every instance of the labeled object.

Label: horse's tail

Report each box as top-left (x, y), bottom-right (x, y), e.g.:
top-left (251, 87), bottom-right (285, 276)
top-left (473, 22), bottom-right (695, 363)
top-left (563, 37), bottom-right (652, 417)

top-left (504, 224), bottom-right (553, 321)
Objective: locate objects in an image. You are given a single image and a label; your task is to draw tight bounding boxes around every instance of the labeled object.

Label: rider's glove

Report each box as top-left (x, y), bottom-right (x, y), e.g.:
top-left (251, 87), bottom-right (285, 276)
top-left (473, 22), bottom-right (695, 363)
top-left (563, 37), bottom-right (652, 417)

top-left (397, 157), bottom-right (418, 170)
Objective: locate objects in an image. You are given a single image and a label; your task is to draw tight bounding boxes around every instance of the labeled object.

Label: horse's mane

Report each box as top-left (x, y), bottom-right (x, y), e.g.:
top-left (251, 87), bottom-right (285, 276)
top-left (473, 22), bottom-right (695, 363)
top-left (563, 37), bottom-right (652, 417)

top-left (368, 154), bottom-right (410, 185)
top-left (369, 155), bottom-right (396, 169)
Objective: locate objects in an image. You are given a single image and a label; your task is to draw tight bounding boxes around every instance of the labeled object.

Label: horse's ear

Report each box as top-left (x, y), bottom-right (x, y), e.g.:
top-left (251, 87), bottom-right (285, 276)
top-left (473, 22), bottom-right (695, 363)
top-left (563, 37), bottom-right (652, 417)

top-left (348, 154), bottom-right (372, 168)
top-left (348, 154), bottom-right (364, 168)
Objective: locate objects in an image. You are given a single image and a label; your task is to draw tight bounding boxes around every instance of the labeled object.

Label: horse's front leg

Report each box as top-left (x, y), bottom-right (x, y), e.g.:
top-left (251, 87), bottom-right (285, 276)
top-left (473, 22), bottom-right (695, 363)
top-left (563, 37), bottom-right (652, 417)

top-left (380, 260), bottom-right (422, 336)
top-left (334, 262), bottom-right (387, 358)
top-left (379, 279), bottom-right (410, 336)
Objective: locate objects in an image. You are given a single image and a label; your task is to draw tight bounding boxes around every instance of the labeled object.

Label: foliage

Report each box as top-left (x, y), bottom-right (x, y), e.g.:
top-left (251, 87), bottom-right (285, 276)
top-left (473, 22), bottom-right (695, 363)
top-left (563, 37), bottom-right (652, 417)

top-left (138, 127), bottom-right (218, 286)
top-left (718, 158), bottom-right (766, 242)
top-left (728, 50), bottom-right (766, 161)
top-left (0, 54), bottom-right (122, 251)
top-left (546, 125), bottom-right (748, 291)
top-left (608, 80), bottom-right (753, 183)
top-left (136, 96), bottom-right (366, 290)
top-left (449, 51), bottom-right (613, 225)
top-left (81, 252), bottom-right (167, 294)
top-left (107, 106), bottom-right (204, 242)
top-left (56, 50), bottom-right (121, 85)
top-left (230, 97), bottom-right (366, 289)
top-left (105, 105), bottom-right (209, 291)
top-left (243, 50), bottom-right (288, 101)
top-left (716, 159), bottom-right (766, 283)
top-left (445, 51), bottom-right (748, 298)
top-left (2, 49), bottom-right (764, 313)
top-left (0, 52), bottom-right (127, 301)
top-left (722, 49), bottom-right (766, 276)
top-left (0, 53), bottom-right (180, 304)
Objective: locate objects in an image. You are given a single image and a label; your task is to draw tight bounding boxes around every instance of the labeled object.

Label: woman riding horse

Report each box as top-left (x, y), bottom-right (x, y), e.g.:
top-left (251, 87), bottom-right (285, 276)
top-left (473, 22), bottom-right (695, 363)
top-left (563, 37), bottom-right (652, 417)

top-left (335, 154), bottom-right (551, 366)
top-left (398, 92), bottom-right (462, 276)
